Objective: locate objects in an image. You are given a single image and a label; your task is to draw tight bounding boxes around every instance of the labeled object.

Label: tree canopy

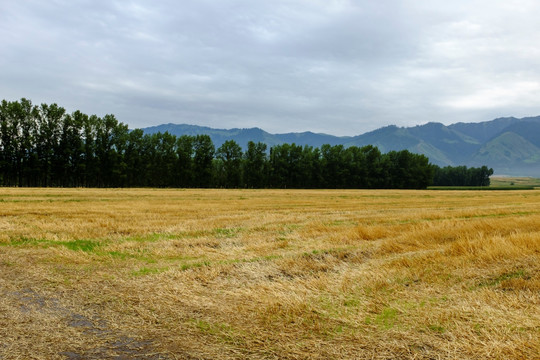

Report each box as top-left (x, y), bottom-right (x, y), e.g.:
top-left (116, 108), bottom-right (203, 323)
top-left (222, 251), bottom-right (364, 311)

top-left (0, 99), bottom-right (493, 189)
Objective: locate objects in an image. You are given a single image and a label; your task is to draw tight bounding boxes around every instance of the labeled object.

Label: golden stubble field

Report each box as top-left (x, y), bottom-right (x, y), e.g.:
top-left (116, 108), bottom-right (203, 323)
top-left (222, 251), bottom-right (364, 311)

top-left (0, 188), bottom-right (539, 359)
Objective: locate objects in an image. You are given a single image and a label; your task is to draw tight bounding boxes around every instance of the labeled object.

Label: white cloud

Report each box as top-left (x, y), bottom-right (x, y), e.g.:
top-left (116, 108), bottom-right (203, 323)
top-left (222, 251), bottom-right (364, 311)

top-left (442, 81), bottom-right (540, 110)
top-left (1, 1), bottom-right (540, 135)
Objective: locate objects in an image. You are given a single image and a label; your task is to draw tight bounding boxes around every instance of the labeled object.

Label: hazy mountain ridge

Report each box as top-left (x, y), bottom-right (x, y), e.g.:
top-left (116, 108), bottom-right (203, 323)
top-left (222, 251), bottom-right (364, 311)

top-left (142, 116), bottom-right (540, 176)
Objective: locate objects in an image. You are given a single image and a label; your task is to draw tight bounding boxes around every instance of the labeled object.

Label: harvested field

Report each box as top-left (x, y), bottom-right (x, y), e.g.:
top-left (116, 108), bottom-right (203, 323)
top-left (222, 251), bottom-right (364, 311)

top-left (0, 188), bottom-right (539, 359)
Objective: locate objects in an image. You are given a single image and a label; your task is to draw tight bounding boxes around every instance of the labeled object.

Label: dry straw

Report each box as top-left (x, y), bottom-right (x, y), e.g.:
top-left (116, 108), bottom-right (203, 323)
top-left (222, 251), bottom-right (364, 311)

top-left (0, 188), bottom-right (539, 359)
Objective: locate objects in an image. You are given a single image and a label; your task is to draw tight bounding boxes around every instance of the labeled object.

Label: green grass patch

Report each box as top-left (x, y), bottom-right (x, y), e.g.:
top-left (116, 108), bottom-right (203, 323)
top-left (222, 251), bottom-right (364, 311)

top-left (214, 227), bottom-right (242, 238)
top-left (3, 237), bottom-right (104, 253)
top-left (477, 269), bottom-right (530, 288)
top-left (131, 266), bottom-right (169, 277)
top-left (180, 261), bottom-right (211, 271)
top-left (343, 298), bottom-right (360, 307)
top-left (428, 324), bottom-right (446, 333)
top-left (107, 251), bottom-right (132, 259)
top-left (2, 236), bottom-right (43, 247)
top-left (59, 239), bottom-right (102, 252)
top-left (366, 307), bottom-right (399, 329)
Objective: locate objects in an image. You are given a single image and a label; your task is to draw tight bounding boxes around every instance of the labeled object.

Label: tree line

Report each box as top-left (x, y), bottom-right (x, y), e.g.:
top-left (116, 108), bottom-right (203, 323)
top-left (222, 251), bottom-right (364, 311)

top-left (432, 165), bottom-right (494, 187)
top-left (0, 99), bottom-right (492, 189)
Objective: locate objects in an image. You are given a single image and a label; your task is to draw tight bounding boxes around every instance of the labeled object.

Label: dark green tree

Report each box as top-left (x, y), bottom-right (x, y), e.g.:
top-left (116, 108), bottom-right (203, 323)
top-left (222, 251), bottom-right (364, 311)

top-left (216, 140), bottom-right (243, 188)
top-left (124, 129), bottom-right (147, 186)
top-left (0, 99), bottom-right (37, 186)
top-left (176, 135), bottom-right (194, 187)
top-left (82, 115), bottom-right (99, 187)
top-left (346, 146), bottom-right (367, 188)
top-left (320, 144), bottom-right (350, 188)
top-left (147, 132), bottom-right (178, 187)
top-left (299, 145), bottom-right (321, 188)
top-left (269, 144), bottom-right (290, 188)
top-left (361, 145), bottom-right (383, 188)
top-left (243, 141), bottom-right (267, 188)
top-left (433, 165), bottom-right (493, 186)
top-left (193, 135), bottom-right (215, 188)
top-left (35, 103), bottom-right (65, 186)
top-left (95, 114), bottom-right (128, 187)
top-left (57, 111), bottom-right (85, 186)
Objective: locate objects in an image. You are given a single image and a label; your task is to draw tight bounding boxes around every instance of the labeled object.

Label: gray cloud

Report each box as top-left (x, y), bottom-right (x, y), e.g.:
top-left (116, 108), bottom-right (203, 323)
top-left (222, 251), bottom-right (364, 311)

top-left (2, 0), bottom-right (540, 135)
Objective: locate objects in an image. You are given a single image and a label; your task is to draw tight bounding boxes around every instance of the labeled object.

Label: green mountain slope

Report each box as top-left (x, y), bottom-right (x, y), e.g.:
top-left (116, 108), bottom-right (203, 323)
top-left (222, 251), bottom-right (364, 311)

top-left (495, 121), bottom-right (540, 147)
top-left (408, 123), bottom-right (480, 158)
top-left (344, 122), bottom-right (480, 165)
top-left (344, 125), bottom-right (420, 152)
top-left (471, 132), bottom-right (540, 175)
top-left (143, 123), bottom-right (349, 149)
top-left (449, 117), bottom-right (519, 142)
top-left (408, 141), bottom-right (455, 166)
top-left (141, 116), bottom-right (540, 177)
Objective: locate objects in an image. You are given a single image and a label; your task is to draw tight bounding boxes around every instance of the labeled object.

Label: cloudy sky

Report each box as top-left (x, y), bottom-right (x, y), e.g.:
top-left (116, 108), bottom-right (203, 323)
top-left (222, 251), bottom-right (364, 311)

top-left (2, 1), bottom-right (540, 135)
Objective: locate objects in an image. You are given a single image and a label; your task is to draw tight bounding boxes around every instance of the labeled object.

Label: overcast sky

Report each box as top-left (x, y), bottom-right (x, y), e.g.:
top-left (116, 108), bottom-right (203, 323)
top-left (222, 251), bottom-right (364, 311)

top-left (2, 1), bottom-right (540, 135)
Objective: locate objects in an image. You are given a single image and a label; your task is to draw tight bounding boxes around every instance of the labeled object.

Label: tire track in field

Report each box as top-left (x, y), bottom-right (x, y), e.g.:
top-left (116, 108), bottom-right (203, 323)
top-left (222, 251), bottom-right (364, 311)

top-left (1, 287), bottom-right (176, 359)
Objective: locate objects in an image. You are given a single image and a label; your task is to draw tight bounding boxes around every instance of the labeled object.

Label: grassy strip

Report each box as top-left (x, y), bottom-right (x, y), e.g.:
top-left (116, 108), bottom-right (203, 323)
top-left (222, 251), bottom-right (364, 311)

top-left (2, 237), bottom-right (106, 252)
top-left (490, 176), bottom-right (540, 187)
top-left (428, 186), bottom-right (535, 190)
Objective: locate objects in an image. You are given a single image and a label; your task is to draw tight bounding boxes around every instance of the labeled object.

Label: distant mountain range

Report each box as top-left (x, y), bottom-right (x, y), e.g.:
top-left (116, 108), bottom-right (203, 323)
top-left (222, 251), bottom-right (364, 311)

top-left (142, 116), bottom-right (540, 177)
